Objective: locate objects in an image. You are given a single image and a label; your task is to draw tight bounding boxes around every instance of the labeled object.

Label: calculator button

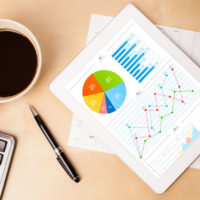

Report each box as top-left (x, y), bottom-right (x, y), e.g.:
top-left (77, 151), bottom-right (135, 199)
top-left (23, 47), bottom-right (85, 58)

top-left (0, 153), bottom-right (3, 165)
top-left (0, 140), bottom-right (7, 152)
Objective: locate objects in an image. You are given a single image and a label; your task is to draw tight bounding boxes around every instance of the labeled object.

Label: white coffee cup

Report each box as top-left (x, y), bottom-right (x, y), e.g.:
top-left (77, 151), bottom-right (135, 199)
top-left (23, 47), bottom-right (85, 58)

top-left (0, 19), bottom-right (42, 103)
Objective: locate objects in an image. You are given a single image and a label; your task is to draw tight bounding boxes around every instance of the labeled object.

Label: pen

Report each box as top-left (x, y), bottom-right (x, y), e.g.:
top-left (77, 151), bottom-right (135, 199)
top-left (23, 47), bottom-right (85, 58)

top-left (29, 105), bottom-right (80, 183)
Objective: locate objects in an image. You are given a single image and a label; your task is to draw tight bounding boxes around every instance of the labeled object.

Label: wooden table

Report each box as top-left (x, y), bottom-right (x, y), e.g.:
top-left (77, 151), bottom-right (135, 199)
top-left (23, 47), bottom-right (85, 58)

top-left (0, 0), bottom-right (200, 199)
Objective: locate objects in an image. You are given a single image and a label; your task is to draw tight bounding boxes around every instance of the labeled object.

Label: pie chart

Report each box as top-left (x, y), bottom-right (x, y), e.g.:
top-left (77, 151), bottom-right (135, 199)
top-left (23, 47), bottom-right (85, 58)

top-left (82, 70), bottom-right (126, 114)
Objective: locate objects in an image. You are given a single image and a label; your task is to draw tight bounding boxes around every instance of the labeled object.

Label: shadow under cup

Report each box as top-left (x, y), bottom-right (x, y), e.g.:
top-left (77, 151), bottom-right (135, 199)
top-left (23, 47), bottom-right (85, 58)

top-left (0, 20), bottom-right (42, 103)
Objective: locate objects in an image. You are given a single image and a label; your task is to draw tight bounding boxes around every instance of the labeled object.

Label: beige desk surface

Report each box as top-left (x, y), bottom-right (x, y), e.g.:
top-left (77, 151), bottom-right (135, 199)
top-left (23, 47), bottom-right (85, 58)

top-left (0, 0), bottom-right (200, 199)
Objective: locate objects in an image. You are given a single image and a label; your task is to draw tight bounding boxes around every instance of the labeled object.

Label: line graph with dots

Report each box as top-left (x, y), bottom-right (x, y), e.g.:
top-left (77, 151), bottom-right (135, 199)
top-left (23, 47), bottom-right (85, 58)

top-left (109, 65), bottom-right (198, 161)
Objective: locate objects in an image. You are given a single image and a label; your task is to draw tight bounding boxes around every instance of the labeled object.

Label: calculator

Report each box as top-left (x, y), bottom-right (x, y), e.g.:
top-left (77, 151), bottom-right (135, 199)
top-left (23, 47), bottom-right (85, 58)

top-left (0, 133), bottom-right (15, 197)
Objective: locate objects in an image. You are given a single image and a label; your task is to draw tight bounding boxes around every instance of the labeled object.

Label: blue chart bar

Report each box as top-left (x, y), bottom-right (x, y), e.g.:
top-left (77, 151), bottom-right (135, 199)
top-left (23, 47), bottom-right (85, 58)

top-left (130, 63), bottom-right (140, 74)
top-left (122, 56), bottom-right (129, 65)
top-left (133, 69), bottom-right (140, 77)
top-left (118, 43), bottom-right (137, 63)
top-left (139, 66), bottom-right (155, 83)
top-left (136, 67), bottom-right (148, 80)
top-left (124, 54), bottom-right (137, 69)
top-left (127, 52), bottom-right (145, 72)
top-left (115, 49), bottom-right (126, 60)
top-left (112, 41), bottom-right (128, 57)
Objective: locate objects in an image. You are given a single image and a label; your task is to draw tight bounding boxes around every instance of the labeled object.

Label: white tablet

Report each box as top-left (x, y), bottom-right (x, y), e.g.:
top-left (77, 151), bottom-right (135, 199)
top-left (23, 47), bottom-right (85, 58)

top-left (50, 4), bottom-right (200, 193)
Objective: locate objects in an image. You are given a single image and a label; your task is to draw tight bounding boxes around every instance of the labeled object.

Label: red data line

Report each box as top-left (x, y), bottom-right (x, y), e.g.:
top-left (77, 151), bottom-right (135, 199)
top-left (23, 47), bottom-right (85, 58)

top-left (137, 135), bottom-right (149, 139)
top-left (171, 66), bottom-right (183, 100)
top-left (156, 93), bottom-right (184, 103)
top-left (147, 109), bottom-right (158, 111)
top-left (144, 108), bottom-right (150, 136)
top-left (154, 93), bottom-right (158, 108)
top-left (134, 133), bottom-right (141, 156)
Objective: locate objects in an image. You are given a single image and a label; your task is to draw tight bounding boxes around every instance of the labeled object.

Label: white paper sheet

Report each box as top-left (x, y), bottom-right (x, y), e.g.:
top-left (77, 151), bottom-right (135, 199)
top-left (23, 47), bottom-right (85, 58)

top-left (68, 13), bottom-right (200, 169)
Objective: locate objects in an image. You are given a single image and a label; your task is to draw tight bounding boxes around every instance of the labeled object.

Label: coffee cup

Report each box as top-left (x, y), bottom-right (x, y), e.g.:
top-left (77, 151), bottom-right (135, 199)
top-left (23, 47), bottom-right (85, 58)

top-left (0, 19), bottom-right (42, 103)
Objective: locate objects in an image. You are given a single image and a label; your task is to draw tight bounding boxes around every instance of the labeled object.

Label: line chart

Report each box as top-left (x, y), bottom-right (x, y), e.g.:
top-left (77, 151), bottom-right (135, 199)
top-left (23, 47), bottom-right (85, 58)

top-left (126, 66), bottom-right (194, 158)
top-left (110, 65), bottom-right (199, 161)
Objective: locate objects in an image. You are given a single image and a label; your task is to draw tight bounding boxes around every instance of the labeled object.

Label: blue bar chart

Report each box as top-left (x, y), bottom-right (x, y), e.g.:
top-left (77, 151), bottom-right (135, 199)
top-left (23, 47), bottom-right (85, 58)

top-left (112, 37), bottom-right (157, 83)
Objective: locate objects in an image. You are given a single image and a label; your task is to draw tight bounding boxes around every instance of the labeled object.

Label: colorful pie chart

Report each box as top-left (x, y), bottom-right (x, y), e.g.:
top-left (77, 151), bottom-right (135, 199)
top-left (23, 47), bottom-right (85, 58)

top-left (82, 70), bottom-right (126, 114)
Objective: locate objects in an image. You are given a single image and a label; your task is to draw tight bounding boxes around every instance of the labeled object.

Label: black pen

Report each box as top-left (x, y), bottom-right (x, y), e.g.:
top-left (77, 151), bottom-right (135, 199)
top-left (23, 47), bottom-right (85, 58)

top-left (29, 105), bottom-right (80, 183)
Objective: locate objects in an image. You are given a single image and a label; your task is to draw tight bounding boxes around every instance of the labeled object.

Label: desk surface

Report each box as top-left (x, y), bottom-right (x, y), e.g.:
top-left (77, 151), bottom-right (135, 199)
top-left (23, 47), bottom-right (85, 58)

top-left (0, 0), bottom-right (200, 199)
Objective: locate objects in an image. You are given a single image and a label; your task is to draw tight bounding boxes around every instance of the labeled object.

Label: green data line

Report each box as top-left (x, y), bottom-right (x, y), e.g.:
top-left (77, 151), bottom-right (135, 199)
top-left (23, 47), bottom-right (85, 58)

top-left (140, 131), bottom-right (160, 156)
top-left (159, 116), bottom-right (163, 132)
top-left (140, 142), bottom-right (145, 158)
top-left (174, 90), bottom-right (194, 93)
top-left (172, 91), bottom-right (175, 112)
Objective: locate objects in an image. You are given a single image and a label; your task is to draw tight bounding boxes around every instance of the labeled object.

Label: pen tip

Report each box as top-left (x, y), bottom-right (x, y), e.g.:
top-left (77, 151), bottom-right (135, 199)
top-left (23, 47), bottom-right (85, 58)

top-left (29, 105), bottom-right (38, 116)
top-left (74, 176), bottom-right (80, 183)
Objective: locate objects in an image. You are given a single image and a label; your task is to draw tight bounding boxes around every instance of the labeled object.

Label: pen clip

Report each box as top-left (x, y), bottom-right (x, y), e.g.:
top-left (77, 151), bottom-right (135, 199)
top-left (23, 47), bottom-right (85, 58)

top-left (56, 156), bottom-right (74, 179)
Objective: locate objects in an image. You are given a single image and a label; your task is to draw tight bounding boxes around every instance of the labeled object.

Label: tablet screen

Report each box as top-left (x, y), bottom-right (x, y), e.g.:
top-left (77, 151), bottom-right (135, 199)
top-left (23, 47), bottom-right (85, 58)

top-left (66, 20), bottom-right (200, 177)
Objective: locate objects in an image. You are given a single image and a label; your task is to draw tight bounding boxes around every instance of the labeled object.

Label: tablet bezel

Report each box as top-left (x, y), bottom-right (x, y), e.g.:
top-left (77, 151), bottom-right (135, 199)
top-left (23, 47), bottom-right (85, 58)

top-left (50, 4), bottom-right (200, 193)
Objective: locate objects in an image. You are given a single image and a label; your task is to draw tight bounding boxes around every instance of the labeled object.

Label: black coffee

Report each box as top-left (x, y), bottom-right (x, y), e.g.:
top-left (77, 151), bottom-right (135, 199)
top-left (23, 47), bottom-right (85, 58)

top-left (0, 29), bottom-right (37, 97)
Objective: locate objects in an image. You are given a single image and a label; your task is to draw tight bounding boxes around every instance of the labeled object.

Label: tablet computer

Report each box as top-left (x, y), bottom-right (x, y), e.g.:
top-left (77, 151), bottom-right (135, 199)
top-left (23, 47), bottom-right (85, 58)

top-left (50, 4), bottom-right (200, 193)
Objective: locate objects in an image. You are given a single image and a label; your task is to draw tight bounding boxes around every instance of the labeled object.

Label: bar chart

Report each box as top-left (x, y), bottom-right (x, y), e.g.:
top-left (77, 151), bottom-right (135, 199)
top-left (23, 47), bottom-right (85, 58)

top-left (112, 38), bottom-right (158, 83)
top-left (110, 23), bottom-right (165, 84)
